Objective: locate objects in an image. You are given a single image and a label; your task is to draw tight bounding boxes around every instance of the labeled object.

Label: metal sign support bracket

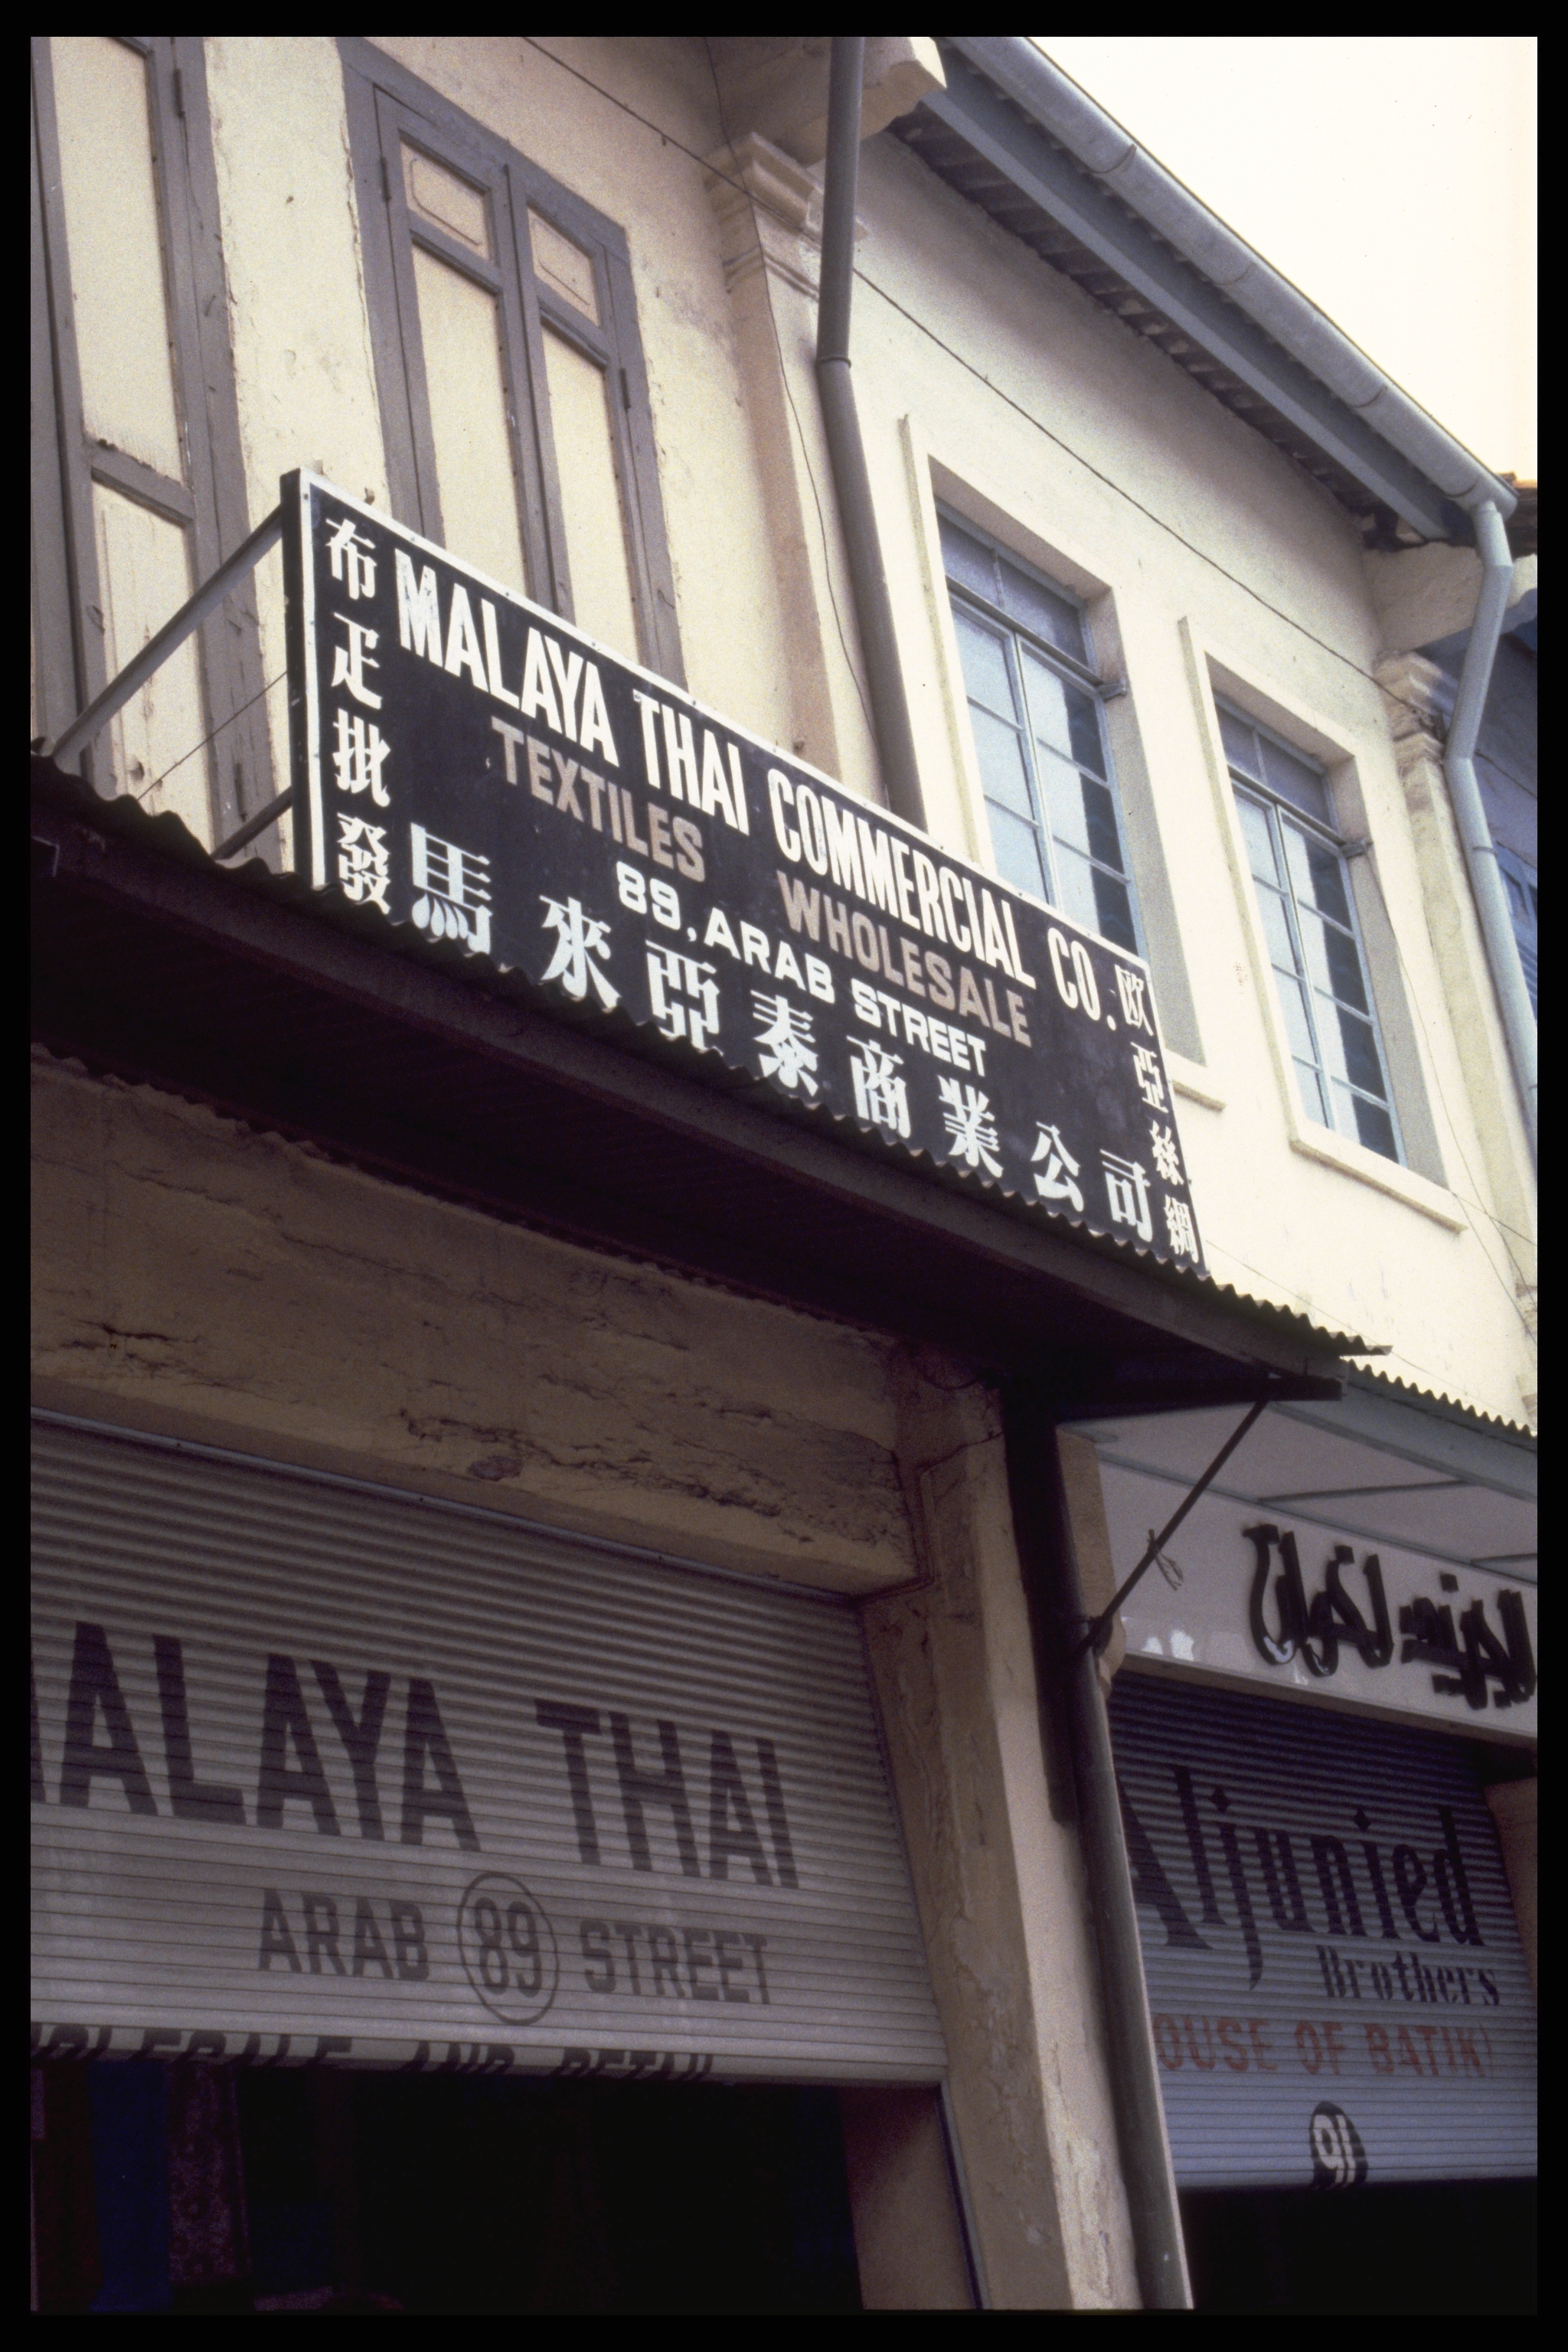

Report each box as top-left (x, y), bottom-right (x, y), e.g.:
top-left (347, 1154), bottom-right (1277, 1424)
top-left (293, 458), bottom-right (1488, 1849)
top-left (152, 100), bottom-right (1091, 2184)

top-left (45, 508), bottom-right (286, 853)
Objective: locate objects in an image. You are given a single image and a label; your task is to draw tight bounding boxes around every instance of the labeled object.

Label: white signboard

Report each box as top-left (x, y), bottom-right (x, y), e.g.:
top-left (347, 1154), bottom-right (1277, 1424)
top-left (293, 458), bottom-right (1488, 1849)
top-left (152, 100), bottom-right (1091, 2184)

top-left (31, 1419), bottom-right (946, 2084)
top-left (1100, 1461), bottom-right (1537, 1740)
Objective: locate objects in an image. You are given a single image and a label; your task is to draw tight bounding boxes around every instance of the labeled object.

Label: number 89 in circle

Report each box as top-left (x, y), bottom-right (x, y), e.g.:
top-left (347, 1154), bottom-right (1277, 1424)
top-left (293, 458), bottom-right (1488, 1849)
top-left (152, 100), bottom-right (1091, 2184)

top-left (458, 1873), bottom-right (560, 2024)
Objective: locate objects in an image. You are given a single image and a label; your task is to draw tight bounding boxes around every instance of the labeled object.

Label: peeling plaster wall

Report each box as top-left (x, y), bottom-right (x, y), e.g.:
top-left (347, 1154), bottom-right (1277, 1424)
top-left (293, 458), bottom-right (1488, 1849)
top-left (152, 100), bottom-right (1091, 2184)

top-left (31, 1052), bottom-right (913, 1594)
top-left (31, 1047), bottom-right (1138, 2305)
top-left (864, 1357), bottom-right (1139, 2308)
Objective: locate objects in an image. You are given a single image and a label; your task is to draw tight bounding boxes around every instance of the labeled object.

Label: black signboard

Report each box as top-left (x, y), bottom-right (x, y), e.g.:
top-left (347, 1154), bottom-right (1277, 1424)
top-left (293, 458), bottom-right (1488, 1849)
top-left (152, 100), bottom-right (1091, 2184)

top-left (284, 472), bottom-right (1203, 1269)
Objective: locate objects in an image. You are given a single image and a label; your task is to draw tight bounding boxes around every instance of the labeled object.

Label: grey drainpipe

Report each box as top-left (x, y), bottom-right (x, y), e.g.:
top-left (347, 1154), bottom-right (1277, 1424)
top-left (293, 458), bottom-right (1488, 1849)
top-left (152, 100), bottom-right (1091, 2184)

top-left (1443, 499), bottom-right (1537, 1157)
top-left (1004, 1386), bottom-right (1191, 2309)
top-left (815, 37), bottom-right (926, 830)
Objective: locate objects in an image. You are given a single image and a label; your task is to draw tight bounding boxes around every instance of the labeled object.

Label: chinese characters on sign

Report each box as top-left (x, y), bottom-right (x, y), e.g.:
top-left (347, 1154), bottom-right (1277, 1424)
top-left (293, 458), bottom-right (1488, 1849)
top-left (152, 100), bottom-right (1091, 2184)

top-left (286, 474), bottom-right (1204, 1266)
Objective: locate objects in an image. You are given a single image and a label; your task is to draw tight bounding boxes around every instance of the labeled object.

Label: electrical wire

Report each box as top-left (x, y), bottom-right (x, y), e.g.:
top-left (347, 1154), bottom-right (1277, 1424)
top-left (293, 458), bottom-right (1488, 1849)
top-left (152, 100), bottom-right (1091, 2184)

top-left (518, 36), bottom-right (1532, 783)
top-left (518, 36), bottom-right (1539, 1382)
top-left (130, 669), bottom-right (287, 805)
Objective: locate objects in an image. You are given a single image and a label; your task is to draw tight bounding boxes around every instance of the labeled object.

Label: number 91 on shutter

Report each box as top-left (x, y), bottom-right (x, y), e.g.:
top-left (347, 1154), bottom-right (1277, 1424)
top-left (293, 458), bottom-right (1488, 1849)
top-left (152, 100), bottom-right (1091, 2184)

top-left (457, 1873), bottom-right (561, 2027)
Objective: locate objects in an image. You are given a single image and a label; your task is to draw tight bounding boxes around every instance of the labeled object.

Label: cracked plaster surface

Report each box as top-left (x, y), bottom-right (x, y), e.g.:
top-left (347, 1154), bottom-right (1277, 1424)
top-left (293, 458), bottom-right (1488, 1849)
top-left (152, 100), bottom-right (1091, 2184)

top-left (31, 1054), bottom-right (914, 1590)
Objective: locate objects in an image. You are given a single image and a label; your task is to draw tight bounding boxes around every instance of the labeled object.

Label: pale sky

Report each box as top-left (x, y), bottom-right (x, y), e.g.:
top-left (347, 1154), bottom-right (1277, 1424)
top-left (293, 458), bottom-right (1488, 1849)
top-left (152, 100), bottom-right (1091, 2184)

top-left (1034, 38), bottom-right (1537, 482)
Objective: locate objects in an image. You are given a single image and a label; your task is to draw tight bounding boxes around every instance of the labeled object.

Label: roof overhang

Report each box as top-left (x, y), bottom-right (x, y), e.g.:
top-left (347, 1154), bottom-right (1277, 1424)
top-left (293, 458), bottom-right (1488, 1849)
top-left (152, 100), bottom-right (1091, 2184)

top-left (31, 762), bottom-right (1353, 1415)
top-left (902, 40), bottom-right (1517, 547)
top-left (1068, 1378), bottom-right (1535, 1580)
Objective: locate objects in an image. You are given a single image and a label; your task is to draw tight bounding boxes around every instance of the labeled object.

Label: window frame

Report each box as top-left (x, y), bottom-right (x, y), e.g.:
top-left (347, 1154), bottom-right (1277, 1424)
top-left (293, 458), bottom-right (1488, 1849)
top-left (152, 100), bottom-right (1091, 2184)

top-left (1494, 841), bottom-right (1537, 1016)
top-left (31, 35), bottom-right (273, 841)
top-left (338, 38), bottom-right (683, 687)
top-left (938, 506), bottom-right (1145, 959)
top-left (1218, 697), bottom-right (1406, 1165)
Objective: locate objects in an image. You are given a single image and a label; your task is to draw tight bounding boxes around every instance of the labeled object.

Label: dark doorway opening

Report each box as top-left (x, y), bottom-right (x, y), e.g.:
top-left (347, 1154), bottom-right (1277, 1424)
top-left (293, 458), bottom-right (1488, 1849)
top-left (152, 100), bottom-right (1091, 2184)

top-left (245, 2069), bottom-right (861, 2314)
top-left (34, 2061), bottom-right (863, 2314)
top-left (1180, 2179), bottom-right (1536, 2314)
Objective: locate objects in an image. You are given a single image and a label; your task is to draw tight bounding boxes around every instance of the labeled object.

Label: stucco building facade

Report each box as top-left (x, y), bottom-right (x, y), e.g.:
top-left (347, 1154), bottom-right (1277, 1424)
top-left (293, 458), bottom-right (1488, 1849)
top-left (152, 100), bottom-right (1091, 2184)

top-left (32, 37), bottom-right (1534, 2313)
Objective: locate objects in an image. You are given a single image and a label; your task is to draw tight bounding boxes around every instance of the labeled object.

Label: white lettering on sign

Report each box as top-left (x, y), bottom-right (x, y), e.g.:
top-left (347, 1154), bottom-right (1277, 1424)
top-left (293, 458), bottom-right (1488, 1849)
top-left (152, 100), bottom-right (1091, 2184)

top-left (297, 476), bottom-right (1203, 1269)
top-left (394, 547), bottom-right (619, 766)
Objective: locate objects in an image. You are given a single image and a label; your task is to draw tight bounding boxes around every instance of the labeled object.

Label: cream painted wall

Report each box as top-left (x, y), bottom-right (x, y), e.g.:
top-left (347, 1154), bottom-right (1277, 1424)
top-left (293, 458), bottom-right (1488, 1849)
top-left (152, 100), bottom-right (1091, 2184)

top-left (193, 34), bottom-right (1533, 1423)
top-left (31, 1052), bottom-right (913, 1597)
top-left (840, 132), bottom-right (1535, 1426)
top-left (205, 35), bottom-right (392, 867)
top-left (31, 1047), bottom-right (1150, 2305)
top-left (368, 36), bottom-right (812, 768)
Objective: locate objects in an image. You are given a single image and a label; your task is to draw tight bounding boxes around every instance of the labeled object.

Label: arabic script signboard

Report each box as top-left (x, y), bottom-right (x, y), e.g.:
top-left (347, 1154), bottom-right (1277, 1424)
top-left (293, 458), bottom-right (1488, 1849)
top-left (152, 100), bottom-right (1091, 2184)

top-left (1099, 1462), bottom-right (1537, 1739)
top-left (283, 473), bottom-right (1202, 1267)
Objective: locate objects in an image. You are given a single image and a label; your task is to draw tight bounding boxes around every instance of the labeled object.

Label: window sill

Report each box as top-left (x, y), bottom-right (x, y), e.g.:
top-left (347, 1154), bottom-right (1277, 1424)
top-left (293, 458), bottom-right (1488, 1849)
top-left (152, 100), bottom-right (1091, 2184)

top-left (1167, 1054), bottom-right (1226, 1112)
top-left (1286, 1125), bottom-right (1466, 1231)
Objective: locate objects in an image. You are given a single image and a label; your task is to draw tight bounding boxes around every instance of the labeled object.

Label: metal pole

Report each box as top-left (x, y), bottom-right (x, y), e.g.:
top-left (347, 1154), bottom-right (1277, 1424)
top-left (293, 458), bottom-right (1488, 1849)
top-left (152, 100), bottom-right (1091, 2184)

top-left (213, 786), bottom-right (296, 862)
top-left (49, 506), bottom-right (284, 769)
top-left (1005, 1384), bottom-right (1192, 2309)
top-left (1443, 498), bottom-right (1537, 1157)
top-left (1057, 1398), bottom-right (1266, 1681)
top-left (815, 38), bottom-right (926, 831)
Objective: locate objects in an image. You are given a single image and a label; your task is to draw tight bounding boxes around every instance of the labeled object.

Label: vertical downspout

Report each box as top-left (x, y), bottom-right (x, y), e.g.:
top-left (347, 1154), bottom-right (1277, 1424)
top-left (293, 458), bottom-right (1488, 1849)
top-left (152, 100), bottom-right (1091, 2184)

top-left (815, 38), bottom-right (926, 831)
top-left (1444, 498), bottom-right (1537, 1157)
top-left (1004, 1385), bottom-right (1191, 2310)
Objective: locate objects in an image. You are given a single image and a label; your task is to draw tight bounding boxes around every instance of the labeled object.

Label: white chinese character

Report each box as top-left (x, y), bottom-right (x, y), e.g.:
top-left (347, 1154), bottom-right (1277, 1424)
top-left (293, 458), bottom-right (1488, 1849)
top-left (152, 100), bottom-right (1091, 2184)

top-left (1163, 1194), bottom-right (1200, 1259)
top-left (326, 515), bottom-right (377, 602)
top-left (331, 615), bottom-right (382, 710)
top-left (939, 1078), bottom-right (1004, 1178)
top-left (410, 823), bottom-right (492, 955)
top-left (1031, 1122), bottom-right (1084, 1212)
top-left (752, 991), bottom-right (818, 1093)
top-left (646, 942), bottom-right (720, 1050)
top-left (848, 1037), bottom-right (910, 1138)
top-left (335, 812), bottom-right (391, 913)
top-left (540, 894), bottom-right (619, 1010)
top-left (1116, 965), bottom-right (1155, 1034)
top-left (330, 707), bottom-right (391, 806)
top-left (1102, 1151), bottom-right (1153, 1243)
top-left (1148, 1121), bottom-right (1184, 1185)
top-left (1131, 1043), bottom-right (1166, 1111)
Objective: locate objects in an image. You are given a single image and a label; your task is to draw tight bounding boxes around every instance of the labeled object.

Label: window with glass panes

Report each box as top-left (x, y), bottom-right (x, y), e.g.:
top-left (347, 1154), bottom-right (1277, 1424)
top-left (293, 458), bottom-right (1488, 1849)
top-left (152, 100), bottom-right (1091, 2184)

top-left (940, 513), bottom-right (1140, 954)
top-left (1219, 701), bottom-right (1402, 1163)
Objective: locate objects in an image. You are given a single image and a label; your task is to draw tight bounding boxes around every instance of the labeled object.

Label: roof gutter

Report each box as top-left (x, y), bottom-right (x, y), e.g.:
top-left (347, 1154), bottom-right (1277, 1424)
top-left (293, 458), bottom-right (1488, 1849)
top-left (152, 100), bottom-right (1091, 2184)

top-left (942, 38), bottom-right (1518, 544)
top-left (816, 36), bottom-right (926, 828)
top-left (1442, 500), bottom-right (1538, 1155)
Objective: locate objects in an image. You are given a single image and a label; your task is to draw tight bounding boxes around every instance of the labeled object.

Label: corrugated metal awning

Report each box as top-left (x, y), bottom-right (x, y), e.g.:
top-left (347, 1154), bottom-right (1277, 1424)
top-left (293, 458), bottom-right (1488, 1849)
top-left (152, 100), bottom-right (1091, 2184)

top-left (31, 759), bottom-right (1359, 1411)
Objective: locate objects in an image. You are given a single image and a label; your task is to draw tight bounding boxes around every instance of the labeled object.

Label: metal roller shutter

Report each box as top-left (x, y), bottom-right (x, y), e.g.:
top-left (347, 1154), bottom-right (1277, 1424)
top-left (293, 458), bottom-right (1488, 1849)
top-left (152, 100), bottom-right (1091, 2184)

top-left (31, 1416), bottom-right (947, 2085)
top-left (1109, 1671), bottom-right (1536, 2188)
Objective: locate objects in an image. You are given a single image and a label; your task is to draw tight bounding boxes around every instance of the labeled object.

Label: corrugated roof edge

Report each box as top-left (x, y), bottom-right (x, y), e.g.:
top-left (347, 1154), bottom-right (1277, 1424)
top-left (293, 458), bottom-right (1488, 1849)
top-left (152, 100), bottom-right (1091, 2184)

top-left (33, 757), bottom-right (1374, 1365)
top-left (948, 37), bottom-right (1518, 531)
top-left (1346, 1362), bottom-right (1537, 1446)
